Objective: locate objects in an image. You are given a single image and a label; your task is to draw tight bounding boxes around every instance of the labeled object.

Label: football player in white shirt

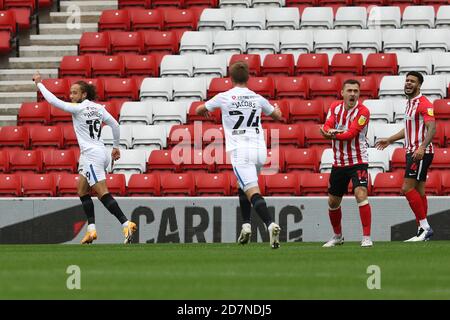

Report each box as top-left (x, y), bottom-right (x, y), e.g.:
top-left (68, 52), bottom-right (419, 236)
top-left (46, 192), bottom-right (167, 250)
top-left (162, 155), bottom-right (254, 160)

top-left (33, 72), bottom-right (137, 244)
top-left (195, 62), bottom-right (283, 249)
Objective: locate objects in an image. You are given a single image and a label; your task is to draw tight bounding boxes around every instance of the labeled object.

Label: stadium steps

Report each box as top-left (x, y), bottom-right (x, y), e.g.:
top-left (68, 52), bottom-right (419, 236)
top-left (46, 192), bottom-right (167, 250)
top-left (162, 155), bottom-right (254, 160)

top-left (8, 57), bottom-right (63, 69)
top-left (0, 115), bottom-right (17, 126)
top-left (0, 69), bottom-right (58, 81)
top-left (0, 92), bottom-right (36, 104)
top-left (29, 34), bottom-right (82, 46)
top-left (60, 1), bottom-right (118, 12)
top-left (39, 23), bottom-right (98, 35)
top-left (0, 81), bottom-right (36, 92)
top-left (50, 11), bottom-right (102, 24)
top-left (0, 104), bottom-right (21, 115)
top-left (19, 46), bottom-right (79, 58)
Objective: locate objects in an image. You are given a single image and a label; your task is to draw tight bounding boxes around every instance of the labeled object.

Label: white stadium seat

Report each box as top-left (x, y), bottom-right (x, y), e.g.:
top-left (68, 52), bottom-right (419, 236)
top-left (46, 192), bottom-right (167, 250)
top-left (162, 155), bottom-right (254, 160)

top-left (265, 7), bottom-right (300, 30)
top-left (401, 6), bottom-right (435, 29)
top-left (219, 0), bottom-right (251, 8)
top-left (432, 52), bottom-right (450, 74)
top-left (368, 6), bottom-right (401, 29)
top-left (363, 99), bottom-right (394, 123)
top-left (436, 5), bottom-right (450, 28)
top-left (393, 99), bottom-right (407, 123)
top-left (314, 29), bottom-right (347, 54)
top-left (132, 125), bottom-right (168, 151)
top-left (372, 123), bottom-right (405, 148)
top-left (383, 29), bottom-right (417, 52)
top-left (334, 6), bottom-right (367, 29)
top-left (367, 148), bottom-right (390, 179)
top-left (198, 8), bottom-right (232, 31)
top-left (246, 30), bottom-right (280, 54)
top-left (379, 75), bottom-right (406, 100)
top-left (421, 75), bottom-right (447, 100)
top-left (398, 52), bottom-right (433, 75)
top-left (112, 149), bottom-right (147, 175)
top-left (319, 148), bottom-right (333, 173)
top-left (119, 101), bottom-right (153, 125)
top-left (251, 0), bottom-right (284, 7)
top-left (179, 31), bottom-right (213, 55)
top-left (140, 78), bottom-right (173, 101)
top-left (279, 30), bottom-right (313, 55)
top-left (152, 101), bottom-right (188, 125)
top-left (160, 55), bottom-right (193, 77)
top-left (213, 30), bottom-right (246, 54)
top-left (300, 7), bottom-right (334, 29)
top-left (232, 8), bottom-right (266, 30)
top-left (192, 54), bottom-right (228, 78)
top-left (417, 29), bottom-right (450, 52)
top-left (173, 77), bottom-right (208, 101)
top-left (348, 29), bottom-right (382, 54)
top-left (102, 125), bottom-right (133, 149)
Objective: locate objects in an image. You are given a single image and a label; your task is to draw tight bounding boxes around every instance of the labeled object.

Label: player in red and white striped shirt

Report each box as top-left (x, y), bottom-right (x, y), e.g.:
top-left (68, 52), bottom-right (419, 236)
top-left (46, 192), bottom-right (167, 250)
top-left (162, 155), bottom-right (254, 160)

top-left (319, 79), bottom-right (373, 247)
top-left (376, 71), bottom-right (436, 242)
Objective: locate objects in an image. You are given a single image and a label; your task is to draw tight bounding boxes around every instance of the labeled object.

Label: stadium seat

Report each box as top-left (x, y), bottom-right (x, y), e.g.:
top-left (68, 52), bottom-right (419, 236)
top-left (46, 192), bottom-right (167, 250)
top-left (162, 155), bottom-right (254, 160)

top-left (123, 54), bottom-right (158, 77)
top-left (188, 101), bottom-right (221, 123)
top-left (299, 172), bottom-right (330, 196)
top-left (127, 173), bottom-right (161, 196)
top-left (129, 8), bottom-right (164, 30)
top-left (390, 147), bottom-right (406, 172)
top-left (363, 99), bottom-right (394, 124)
top-left (148, 149), bottom-right (179, 172)
top-left (59, 56), bottom-right (92, 78)
top-left (229, 54), bottom-right (261, 76)
top-left (425, 171), bottom-right (442, 196)
top-left (55, 173), bottom-right (80, 197)
top-left (368, 148), bottom-right (390, 178)
top-left (109, 31), bottom-right (145, 55)
top-left (398, 52), bottom-right (433, 75)
top-left (29, 126), bottom-right (64, 149)
top-left (401, 5), bottom-right (435, 29)
top-left (79, 32), bottom-right (111, 55)
top-left (364, 53), bottom-right (398, 75)
top-left (103, 174), bottom-right (127, 196)
top-left (60, 125), bottom-right (77, 149)
top-left (309, 76), bottom-right (341, 99)
top-left (173, 77), bottom-right (207, 101)
top-left (285, 148), bottom-right (317, 173)
top-left (330, 53), bottom-right (364, 76)
top-left (232, 7), bottom-right (265, 30)
top-left (383, 29), bottom-right (417, 52)
top-left (430, 148), bottom-right (450, 171)
top-left (9, 150), bottom-right (43, 172)
top-left (421, 75), bottom-right (447, 100)
top-left (212, 30), bottom-right (246, 55)
top-left (432, 52), bottom-right (450, 74)
top-left (119, 101), bottom-right (152, 125)
top-left (433, 121), bottom-right (446, 147)
top-left (0, 149), bottom-right (9, 173)
top-left (433, 99), bottom-right (450, 121)
top-left (417, 29), bottom-right (450, 53)
top-left (263, 100), bottom-right (290, 123)
top-left (91, 56), bottom-right (125, 78)
top-left (261, 54), bottom-right (295, 76)
top-left (304, 123), bottom-right (332, 147)
top-left (5, 7), bottom-right (31, 30)
top-left (141, 30), bottom-right (178, 54)
top-left (246, 30), bottom-right (279, 56)
top-left (300, 7), bottom-right (333, 29)
top-left (140, 77), bottom-right (174, 101)
top-left (368, 6), bottom-right (401, 29)
top-left (0, 10), bottom-right (17, 35)
top-left (334, 6), bottom-right (367, 29)
top-left (160, 172), bottom-right (195, 196)
top-left (164, 8), bottom-right (197, 31)
top-left (264, 173), bottom-right (300, 196)
top-left (202, 124), bottom-right (225, 146)
top-left (275, 77), bottom-right (308, 100)
top-left (247, 77), bottom-right (275, 99)
top-left (0, 173), bottom-right (21, 196)
top-left (119, 1), bottom-right (152, 9)
top-left (160, 54), bottom-right (193, 77)
top-left (132, 125), bottom-right (168, 151)
top-left (265, 123), bottom-right (304, 147)
top-left (379, 75), bottom-right (406, 100)
top-left (195, 173), bottom-right (230, 196)
top-left (102, 125), bottom-right (133, 149)
top-left (18, 102), bottom-right (50, 126)
top-left (21, 173), bottom-right (56, 197)
top-left (314, 29), bottom-right (348, 54)
top-left (219, 0), bottom-right (251, 8)
top-left (289, 99), bottom-right (323, 123)
top-left (179, 31), bottom-right (213, 55)
top-left (393, 99), bottom-right (407, 123)
top-left (152, 0), bottom-right (184, 8)
top-left (296, 53), bottom-right (329, 75)
top-left (112, 149), bottom-right (148, 175)
top-left (168, 124), bottom-right (194, 147)
top-left (372, 123), bottom-right (404, 148)
top-left (436, 5), bottom-right (450, 28)
top-left (103, 78), bottom-right (138, 101)
top-left (207, 77), bottom-right (232, 99)
top-left (42, 149), bottom-right (77, 173)
top-left (266, 7), bottom-right (300, 30)
top-left (213, 148), bottom-right (232, 172)
top-left (0, 126), bottom-right (29, 149)
top-left (372, 172), bottom-right (403, 196)
top-left (348, 29), bottom-right (383, 56)
top-left (178, 149), bottom-right (214, 172)
top-left (279, 30), bottom-right (314, 58)
top-left (441, 170), bottom-right (450, 195)
top-left (262, 147), bottom-right (286, 174)
top-left (98, 10), bottom-right (131, 31)
top-left (197, 8), bottom-right (232, 31)
top-left (37, 79), bottom-right (70, 102)
top-left (192, 54), bottom-right (227, 78)
top-left (153, 101), bottom-right (188, 125)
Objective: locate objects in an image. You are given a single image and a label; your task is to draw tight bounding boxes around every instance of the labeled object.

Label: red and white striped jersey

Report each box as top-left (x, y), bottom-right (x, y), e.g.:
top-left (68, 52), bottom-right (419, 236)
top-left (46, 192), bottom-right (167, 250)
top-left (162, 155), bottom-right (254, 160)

top-left (404, 94), bottom-right (435, 154)
top-left (324, 101), bottom-right (370, 167)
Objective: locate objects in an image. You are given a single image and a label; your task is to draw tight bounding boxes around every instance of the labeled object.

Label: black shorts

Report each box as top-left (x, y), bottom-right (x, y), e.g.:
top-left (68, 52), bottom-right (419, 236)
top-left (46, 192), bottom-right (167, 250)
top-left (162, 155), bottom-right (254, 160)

top-left (328, 164), bottom-right (369, 198)
top-left (404, 153), bottom-right (434, 182)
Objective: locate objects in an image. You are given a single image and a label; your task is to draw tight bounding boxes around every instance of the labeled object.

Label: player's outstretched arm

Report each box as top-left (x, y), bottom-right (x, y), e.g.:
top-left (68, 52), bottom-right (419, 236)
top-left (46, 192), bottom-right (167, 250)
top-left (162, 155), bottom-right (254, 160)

top-left (33, 71), bottom-right (78, 114)
top-left (375, 129), bottom-right (405, 150)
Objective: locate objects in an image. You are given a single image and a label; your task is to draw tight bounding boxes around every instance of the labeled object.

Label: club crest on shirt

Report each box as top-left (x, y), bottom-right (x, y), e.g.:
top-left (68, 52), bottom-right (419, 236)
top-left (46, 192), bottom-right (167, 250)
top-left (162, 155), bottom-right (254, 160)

top-left (427, 108), bottom-right (434, 116)
top-left (358, 115), bottom-right (367, 126)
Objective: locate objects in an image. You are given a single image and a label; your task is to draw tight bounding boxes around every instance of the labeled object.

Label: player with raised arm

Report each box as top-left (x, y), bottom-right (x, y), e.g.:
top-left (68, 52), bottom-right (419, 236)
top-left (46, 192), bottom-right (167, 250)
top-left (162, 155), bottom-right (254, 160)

top-left (195, 61), bottom-right (283, 249)
top-left (33, 72), bottom-right (137, 244)
top-left (320, 79), bottom-right (373, 248)
top-left (376, 71), bottom-right (436, 242)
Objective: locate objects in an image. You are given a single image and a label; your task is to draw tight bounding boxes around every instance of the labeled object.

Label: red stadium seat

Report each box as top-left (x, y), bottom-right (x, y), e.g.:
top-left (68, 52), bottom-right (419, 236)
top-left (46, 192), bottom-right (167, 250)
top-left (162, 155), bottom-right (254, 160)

top-left (299, 172), bottom-right (330, 196)
top-left (289, 99), bottom-right (324, 123)
top-left (364, 53), bottom-right (398, 76)
top-left (309, 76), bottom-right (341, 99)
top-left (433, 121), bottom-right (446, 147)
top-left (285, 148), bottom-right (318, 173)
top-left (61, 125), bottom-right (78, 148)
top-left (22, 173), bottom-right (56, 197)
top-left (390, 147), bottom-right (406, 172)
top-left (425, 171), bottom-right (442, 196)
top-left (275, 76), bottom-right (309, 100)
top-left (4, 0), bottom-right (36, 10)
top-left (264, 173), bottom-right (300, 196)
top-left (160, 172), bottom-right (195, 196)
top-left (296, 53), bottom-right (329, 75)
top-left (262, 100), bottom-right (290, 123)
top-left (214, 149), bottom-right (232, 172)
top-left (29, 126), bottom-right (64, 149)
top-left (168, 124), bottom-right (194, 147)
top-left (264, 123), bottom-right (304, 147)
top-left (188, 101), bottom-right (221, 123)
top-left (164, 8), bottom-right (197, 31)
top-left (0, 126), bottom-right (29, 149)
top-left (119, 0), bottom-right (152, 8)
top-left (6, 8), bottom-right (30, 30)
top-left (148, 149), bottom-right (179, 172)
top-left (0, 149), bottom-right (9, 172)
top-left (185, 0), bottom-right (217, 7)
top-left (100, 100), bottom-right (121, 121)
top-left (56, 173), bottom-right (80, 197)
top-left (195, 172), bottom-right (230, 196)
top-left (0, 31), bottom-right (12, 53)
top-left (68, 78), bottom-right (105, 101)
top-left (37, 79), bottom-right (70, 101)
top-left (248, 77), bottom-right (275, 99)
top-left (229, 54), bottom-right (261, 76)
top-left (109, 31), bottom-right (144, 54)
top-left (104, 174), bottom-right (127, 196)
top-left (303, 123), bottom-right (332, 147)
top-left (433, 99), bottom-right (450, 121)
top-left (50, 105), bottom-right (72, 124)
top-left (430, 148), bottom-right (450, 171)
top-left (141, 30), bottom-right (178, 54)
top-left (18, 102), bottom-right (50, 126)
top-left (91, 55), bottom-right (125, 78)
top-left (98, 9), bottom-right (131, 31)
top-left (123, 54), bottom-right (158, 77)
top-left (443, 122), bottom-right (450, 147)
top-left (339, 75), bottom-right (378, 99)
top-left (59, 56), bottom-right (92, 78)
top-left (129, 8), bottom-right (163, 30)
top-left (9, 149), bottom-right (43, 172)
top-left (353, 0), bottom-right (384, 8)
top-left (441, 171), bottom-right (450, 195)
top-left (127, 173), bottom-right (161, 196)
top-left (152, 0), bottom-right (184, 7)
top-left (261, 54), bottom-right (295, 76)
top-left (178, 149), bottom-right (214, 172)
top-left (202, 124), bottom-right (224, 146)
top-left (330, 53), bottom-right (364, 76)
top-left (372, 172), bottom-right (403, 196)
top-left (207, 77), bottom-right (233, 99)
top-left (103, 78), bottom-right (138, 100)
top-left (263, 147), bottom-right (286, 173)
top-left (42, 149), bottom-right (77, 173)
top-left (79, 32), bottom-right (111, 55)
top-left (0, 173), bottom-right (21, 196)
top-left (0, 10), bottom-right (17, 34)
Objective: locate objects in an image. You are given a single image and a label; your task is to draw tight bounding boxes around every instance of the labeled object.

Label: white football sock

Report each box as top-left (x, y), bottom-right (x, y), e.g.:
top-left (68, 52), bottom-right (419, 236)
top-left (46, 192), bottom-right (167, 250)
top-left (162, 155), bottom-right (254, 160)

top-left (122, 221), bottom-right (129, 228)
top-left (87, 224), bottom-right (96, 232)
top-left (419, 219), bottom-right (430, 230)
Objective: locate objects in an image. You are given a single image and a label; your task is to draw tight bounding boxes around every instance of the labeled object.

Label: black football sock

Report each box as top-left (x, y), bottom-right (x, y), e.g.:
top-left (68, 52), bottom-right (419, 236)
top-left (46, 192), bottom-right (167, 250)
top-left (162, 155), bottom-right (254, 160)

top-left (250, 193), bottom-right (273, 228)
top-left (100, 193), bottom-right (128, 224)
top-left (80, 194), bottom-right (95, 225)
top-left (238, 188), bottom-right (252, 224)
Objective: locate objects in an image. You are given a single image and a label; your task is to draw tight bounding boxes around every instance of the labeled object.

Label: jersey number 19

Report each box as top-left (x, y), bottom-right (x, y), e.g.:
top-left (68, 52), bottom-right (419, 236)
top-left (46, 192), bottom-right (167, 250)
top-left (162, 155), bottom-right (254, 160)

top-left (86, 119), bottom-right (102, 140)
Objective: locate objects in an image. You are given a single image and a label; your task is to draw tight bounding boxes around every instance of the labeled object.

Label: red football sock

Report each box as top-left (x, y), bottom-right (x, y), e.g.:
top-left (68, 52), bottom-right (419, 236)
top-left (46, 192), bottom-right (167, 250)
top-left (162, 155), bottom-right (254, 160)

top-left (422, 194), bottom-right (428, 217)
top-left (405, 189), bottom-right (426, 222)
top-left (358, 203), bottom-right (372, 236)
top-left (328, 207), bottom-right (342, 235)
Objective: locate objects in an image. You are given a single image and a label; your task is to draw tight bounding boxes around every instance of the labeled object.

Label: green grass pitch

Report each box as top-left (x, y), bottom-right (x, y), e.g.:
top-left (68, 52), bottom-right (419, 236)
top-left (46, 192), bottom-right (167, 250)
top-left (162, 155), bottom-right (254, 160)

top-left (1, 242), bottom-right (450, 300)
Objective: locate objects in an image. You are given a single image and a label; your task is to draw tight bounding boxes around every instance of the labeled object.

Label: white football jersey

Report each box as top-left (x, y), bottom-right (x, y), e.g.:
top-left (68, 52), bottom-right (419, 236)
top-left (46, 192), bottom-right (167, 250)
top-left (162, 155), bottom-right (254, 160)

top-left (205, 87), bottom-right (274, 152)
